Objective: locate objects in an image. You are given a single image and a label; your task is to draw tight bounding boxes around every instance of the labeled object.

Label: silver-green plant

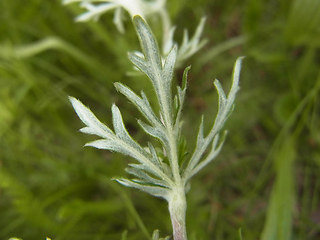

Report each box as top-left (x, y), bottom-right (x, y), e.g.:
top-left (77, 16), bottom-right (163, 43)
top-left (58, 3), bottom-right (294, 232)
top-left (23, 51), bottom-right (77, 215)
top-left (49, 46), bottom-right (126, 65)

top-left (63, 0), bottom-right (207, 67)
top-left (69, 15), bottom-right (243, 240)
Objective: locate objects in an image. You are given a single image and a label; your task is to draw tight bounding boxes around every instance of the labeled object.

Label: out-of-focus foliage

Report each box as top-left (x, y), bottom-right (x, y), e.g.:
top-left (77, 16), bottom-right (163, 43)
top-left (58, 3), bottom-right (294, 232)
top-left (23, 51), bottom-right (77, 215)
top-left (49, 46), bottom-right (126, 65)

top-left (1, 0), bottom-right (320, 240)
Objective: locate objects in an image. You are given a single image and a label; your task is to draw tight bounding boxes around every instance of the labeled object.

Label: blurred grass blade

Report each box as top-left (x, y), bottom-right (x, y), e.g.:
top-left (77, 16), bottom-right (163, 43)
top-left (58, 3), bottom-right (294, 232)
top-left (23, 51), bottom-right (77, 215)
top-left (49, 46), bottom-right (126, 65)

top-left (121, 230), bottom-right (128, 240)
top-left (198, 35), bottom-right (247, 66)
top-left (261, 138), bottom-right (296, 240)
top-left (238, 228), bottom-right (243, 240)
top-left (0, 37), bottom-right (101, 69)
top-left (285, 0), bottom-right (320, 45)
top-left (0, 168), bottom-right (56, 231)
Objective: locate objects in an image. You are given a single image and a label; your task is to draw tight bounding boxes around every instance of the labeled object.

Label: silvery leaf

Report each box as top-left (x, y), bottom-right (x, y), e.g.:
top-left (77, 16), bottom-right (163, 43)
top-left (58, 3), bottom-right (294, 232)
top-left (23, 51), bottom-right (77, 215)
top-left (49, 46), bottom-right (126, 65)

top-left (115, 178), bottom-right (169, 200)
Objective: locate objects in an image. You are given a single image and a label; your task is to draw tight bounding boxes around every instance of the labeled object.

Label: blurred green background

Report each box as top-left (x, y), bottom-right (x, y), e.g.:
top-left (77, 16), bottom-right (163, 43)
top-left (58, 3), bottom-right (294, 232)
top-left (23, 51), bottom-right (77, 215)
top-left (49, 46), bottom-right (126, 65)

top-left (1, 0), bottom-right (320, 239)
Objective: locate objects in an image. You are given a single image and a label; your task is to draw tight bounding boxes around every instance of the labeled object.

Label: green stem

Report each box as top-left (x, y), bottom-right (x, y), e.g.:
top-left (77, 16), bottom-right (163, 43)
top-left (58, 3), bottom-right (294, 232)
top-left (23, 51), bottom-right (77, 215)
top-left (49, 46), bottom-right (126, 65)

top-left (168, 186), bottom-right (187, 240)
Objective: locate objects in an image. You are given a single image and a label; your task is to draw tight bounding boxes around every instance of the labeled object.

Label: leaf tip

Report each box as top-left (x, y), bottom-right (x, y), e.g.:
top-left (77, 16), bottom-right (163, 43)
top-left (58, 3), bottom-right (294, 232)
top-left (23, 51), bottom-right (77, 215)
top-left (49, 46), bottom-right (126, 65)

top-left (68, 95), bottom-right (76, 103)
top-left (132, 15), bottom-right (145, 28)
top-left (68, 96), bottom-right (83, 111)
top-left (213, 78), bottom-right (220, 87)
top-left (114, 82), bottom-right (121, 91)
top-left (111, 103), bottom-right (120, 114)
top-left (182, 65), bottom-right (192, 88)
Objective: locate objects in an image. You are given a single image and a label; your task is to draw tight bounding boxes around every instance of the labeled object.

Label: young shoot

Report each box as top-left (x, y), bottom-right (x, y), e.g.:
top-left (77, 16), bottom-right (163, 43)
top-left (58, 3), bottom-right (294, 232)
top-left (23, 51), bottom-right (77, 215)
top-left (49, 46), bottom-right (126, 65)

top-left (70, 16), bottom-right (243, 240)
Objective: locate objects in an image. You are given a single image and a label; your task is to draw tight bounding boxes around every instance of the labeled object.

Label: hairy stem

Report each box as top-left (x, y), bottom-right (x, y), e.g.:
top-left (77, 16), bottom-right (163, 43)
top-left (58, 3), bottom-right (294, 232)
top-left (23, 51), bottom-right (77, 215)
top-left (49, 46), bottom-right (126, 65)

top-left (168, 186), bottom-right (187, 240)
